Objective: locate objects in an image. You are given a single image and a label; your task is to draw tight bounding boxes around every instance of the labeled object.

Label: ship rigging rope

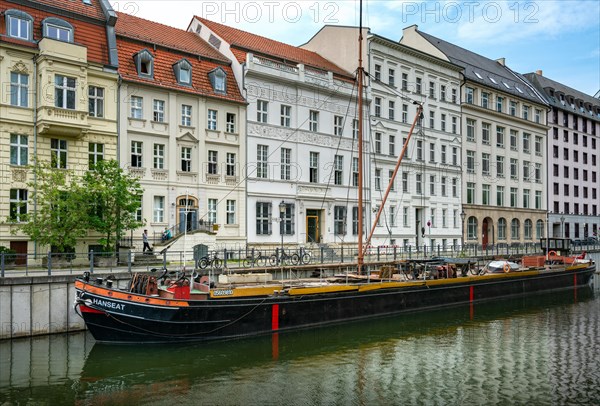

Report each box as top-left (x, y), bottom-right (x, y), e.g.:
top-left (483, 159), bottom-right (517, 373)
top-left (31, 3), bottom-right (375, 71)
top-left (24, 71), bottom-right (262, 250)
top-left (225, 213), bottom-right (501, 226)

top-left (80, 289), bottom-right (271, 338)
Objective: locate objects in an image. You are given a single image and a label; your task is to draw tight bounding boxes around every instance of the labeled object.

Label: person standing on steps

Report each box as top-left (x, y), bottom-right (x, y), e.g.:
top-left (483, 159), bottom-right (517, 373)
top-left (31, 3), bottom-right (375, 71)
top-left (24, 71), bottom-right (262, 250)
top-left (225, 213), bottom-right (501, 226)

top-left (142, 229), bottom-right (151, 253)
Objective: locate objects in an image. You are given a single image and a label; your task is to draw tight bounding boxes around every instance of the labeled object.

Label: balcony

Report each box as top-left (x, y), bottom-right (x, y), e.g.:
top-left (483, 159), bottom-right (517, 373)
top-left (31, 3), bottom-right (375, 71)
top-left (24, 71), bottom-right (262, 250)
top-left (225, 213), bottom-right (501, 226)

top-left (37, 106), bottom-right (90, 138)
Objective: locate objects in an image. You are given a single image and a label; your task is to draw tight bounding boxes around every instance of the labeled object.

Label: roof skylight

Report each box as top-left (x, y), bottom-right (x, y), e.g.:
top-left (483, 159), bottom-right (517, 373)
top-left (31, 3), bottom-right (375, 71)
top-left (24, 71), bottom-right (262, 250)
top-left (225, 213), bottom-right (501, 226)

top-left (489, 77), bottom-right (498, 84)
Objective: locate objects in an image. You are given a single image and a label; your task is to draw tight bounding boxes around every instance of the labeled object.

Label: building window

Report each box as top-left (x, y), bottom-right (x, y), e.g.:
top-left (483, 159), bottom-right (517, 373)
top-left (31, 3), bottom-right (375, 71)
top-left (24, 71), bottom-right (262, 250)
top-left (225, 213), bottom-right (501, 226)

top-left (281, 105), bottom-right (292, 127)
top-left (510, 158), bottom-right (518, 180)
top-left (55, 75), bottom-right (76, 109)
top-left (88, 86), bottom-right (104, 118)
top-left (10, 72), bottom-right (29, 107)
top-left (535, 191), bottom-right (542, 209)
top-left (353, 207), bottom-right (360, 235)
top-left (207, 150), bottom-right (218, 175)
top-left (50, 138), bottom-right (67, 169)
top-left (153, 144), bottom-right (165, 169)
top-left (257, 100), bottom-right (268, 123)
top-left (390, 206), bottom-right (396, 227)
top-left (208, 198), bottom-right (217, 224)
top-left (523, 189), bottom-right (530, 208)
top-left (226, 153), bottom-right (236, 177)
top-left (257, 145), bottom-right (268, 178)
top-left (181, 147), bottom-right (191, 172)
top-left (481, 92), bottom-right (489, 109)
top-left (374, 97), bottom-right (381, 117)
top-left (498, 218), bottom-right (507, 240)
top-left (131, 141), bottom-right (142, 168)
top-left (374, 168), bottom-right (381, 191)
top-left (496, 126), bottom-right (505, 147)
top-left (429, 81), bottom-right (435, 98)
top-left (402, 73), bottom-right (408, 90)
top-left (352, 119), bottom-right (358, 139)
top-left (133, 49), bottom-right (154, 78)
top-left (452, 178), bottom-right (458, 197)
top-left (256, 202), bottom-right (272, 235)
top-left (374, 64), bottom-right (381, 81)
top-left (9, 189), bottom-right (28, 222)
top-left (6, 11), bottom-right (33, 40)
top-left (309, 152), bottom-right (319, 183)
top-left (467, 216), bottom-right (477, 240)
top-left (402, 104), bottom-right (408, 123)
top-left (334, 206), bottom-right (347, 235)
top-left (375, 133), bottom-right (382, 154)
top-left (334, 115), bottom-right (344, 136)
top-left (416, 77), bottom-right (422, 94)
top-left (536, 219), bottom-right (543, 239)
top-left (441, 114), bottom-right (446, 132)
top-left (523, 133), bottom-right (531, 153)
top-left (88, 143), bottom-right (104, 169)
top-left (451, 88), bottom-right (457, 103)
top-left (429, 111), bottom-right (435, 129)
top-left (43, 18), bottom-right (73, 42)
top-left (452, 147), bottom-right (458, 166)
top-left (207, 109), bottom-right (217, 130)
top-left (510, 130), bottom-right (518, 150)
top-left (511, 219), bottom-right (520, 239)
top-left (452, 116), bottom-right (457, 134)
top-left (467, 182), bottom-right (475, 204)
top-left (135, 196), bottom-right (143, 222)
top-left (281, 148), bottom-right (291, 180)
top-left (466, 119), bottom-right (475, 142)
top-left (130, 96), bottom-right (143, 119)
top-left (496, 185), bottom-right (504, 206)
top-left (226, 113), bottom-right (236, 133)
top-left (309, 110), bottom-right (318, 132)
top-left (416, 174), bottom-right (423, 194)
top-left (482, 122), bottom-right (491, 144)
top-left (510, 187), bottom-right (518, 207)
top-left (153, 99), bottom-right (165, 122)
top-left (496, 156), bottom-right (504, 178)
top-left (173, 59), bottom-right (192, 85)
top-left (153, 196), bottom-right (165, 222)
top-left (509, 101), bottom-right (517, 116)
top-left (10, 134), bottom-right (28, 166)
top-left (482, 153), bottom-right (490, 175)
top-left (389, 101), bottom-right (395, 120)
top-left (182, 105), bottom-right (192, 126)
top-left (389, 135), bottom-right (396, 156)
top-left (466, 151), bottom-right (475, 173)
top-left (440, 85), bottom-right (446, 101)
top-left (388, 69), bottom-right (395, 86)
top-left (352, 157), bottom-right (359, 187)
top-left (402, 172), bottom-right (409, 193)
top-left (496, 96), bottom-right (503, 112)
top-left (430, 175), bottom-right (436, 195)
top-left (334, 155), bottom-right (343, 185)
top-left (389, 170), bottom-right (396, 191)
top-left (429, 143), bottom-right (435, 163)
top-left (208, 67), bottom-right (227, 94)
top-left (281, 203), bottom-right (295, 235)
top-left (226, 200), bottom-right (236, 225)
top-left (522, 106), bottom-right (529, 120)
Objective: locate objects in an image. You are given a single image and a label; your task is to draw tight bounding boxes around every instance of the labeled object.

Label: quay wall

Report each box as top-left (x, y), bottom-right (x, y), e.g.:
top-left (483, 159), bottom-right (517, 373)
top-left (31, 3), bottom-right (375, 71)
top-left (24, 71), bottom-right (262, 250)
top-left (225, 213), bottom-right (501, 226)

top-left (0, 273), bottom-right (131, 340)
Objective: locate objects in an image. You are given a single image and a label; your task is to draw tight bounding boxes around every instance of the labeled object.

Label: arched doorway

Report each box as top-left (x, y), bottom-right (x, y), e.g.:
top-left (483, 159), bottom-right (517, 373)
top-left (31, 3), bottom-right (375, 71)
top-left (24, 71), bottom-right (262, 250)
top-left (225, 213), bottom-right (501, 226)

top-left (177, 196), bottom-right (198, 233)
top-left (482, 217), bottom-right (493, 249)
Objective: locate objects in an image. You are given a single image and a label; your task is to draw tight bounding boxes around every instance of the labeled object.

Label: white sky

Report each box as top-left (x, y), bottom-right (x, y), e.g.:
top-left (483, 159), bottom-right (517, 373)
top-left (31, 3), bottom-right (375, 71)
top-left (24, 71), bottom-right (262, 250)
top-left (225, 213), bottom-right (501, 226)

top-left (109, 0), bottom-right (600, 96)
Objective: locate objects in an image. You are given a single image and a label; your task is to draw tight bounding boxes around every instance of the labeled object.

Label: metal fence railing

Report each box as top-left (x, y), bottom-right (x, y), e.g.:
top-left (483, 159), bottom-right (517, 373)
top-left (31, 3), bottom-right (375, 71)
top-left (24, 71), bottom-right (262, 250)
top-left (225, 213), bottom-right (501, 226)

top-left (1, 241), bottom-right (598, 277)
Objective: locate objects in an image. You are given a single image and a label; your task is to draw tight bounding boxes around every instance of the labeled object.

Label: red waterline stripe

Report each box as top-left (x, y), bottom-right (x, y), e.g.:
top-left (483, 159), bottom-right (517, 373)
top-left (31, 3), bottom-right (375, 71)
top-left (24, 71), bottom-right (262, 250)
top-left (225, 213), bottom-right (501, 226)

top-left (469, 286), bottom-right (474, 302)
top-left (272, 304), bottom-right (279, 331)
top-left (79, 305), bottom-right (104, 314)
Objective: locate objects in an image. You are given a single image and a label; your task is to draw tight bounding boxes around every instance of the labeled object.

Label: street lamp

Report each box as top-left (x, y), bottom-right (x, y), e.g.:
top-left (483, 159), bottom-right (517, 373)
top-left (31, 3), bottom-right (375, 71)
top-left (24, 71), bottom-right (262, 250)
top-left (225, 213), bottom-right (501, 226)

top-left (279, 200), bottom-right (286, 263)
top-left (560, 215), bottom-right (565, 238)
top-left (460, 210), bottom-right (466, 249)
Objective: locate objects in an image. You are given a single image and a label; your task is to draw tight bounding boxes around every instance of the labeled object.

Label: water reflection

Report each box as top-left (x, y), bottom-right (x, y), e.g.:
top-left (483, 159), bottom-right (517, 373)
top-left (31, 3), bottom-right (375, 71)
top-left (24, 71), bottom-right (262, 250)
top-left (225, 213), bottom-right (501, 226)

top-left (1, 287), bottom-right (599, 405)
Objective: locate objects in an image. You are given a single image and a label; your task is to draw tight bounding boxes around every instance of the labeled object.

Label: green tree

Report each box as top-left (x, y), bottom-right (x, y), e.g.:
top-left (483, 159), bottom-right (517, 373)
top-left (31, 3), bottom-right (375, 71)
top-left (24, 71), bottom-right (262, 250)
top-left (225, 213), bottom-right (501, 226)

top-left (82, 160), bottom-right (144, 254)
top-left (11, 163), bottom-right (88, 254)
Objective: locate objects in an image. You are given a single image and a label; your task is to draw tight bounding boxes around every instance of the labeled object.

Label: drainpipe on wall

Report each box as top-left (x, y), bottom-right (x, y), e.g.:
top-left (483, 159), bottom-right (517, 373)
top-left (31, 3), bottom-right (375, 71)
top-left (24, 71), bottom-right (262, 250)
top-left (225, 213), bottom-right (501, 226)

top-left (33, 54), bottom-right (38, 257)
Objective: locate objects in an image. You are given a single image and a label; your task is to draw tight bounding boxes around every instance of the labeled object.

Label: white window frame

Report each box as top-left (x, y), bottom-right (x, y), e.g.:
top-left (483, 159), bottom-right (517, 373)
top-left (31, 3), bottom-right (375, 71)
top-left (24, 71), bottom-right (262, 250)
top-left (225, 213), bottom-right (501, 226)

top-left (153, 99), bottom-right (165, 122)
top-left (153, 144), bottom-right (165, 169)
top-left (130, 96), bottom-right (143, 119)
top-left (207, 109), bottom-right (217, 130)
top-left (10, 72), bottom-right (28, 107)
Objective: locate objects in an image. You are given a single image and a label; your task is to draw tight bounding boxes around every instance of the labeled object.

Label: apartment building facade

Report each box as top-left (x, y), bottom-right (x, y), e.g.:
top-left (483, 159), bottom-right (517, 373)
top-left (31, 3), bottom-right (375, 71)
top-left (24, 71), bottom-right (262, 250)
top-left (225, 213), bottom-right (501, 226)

top-left (525, 71), bottom-right (600, 240)
top-left (0, 0), bottom-right (119, 257)
top-left (303, 27), bottom-right (464, 250)
top-left (115, 13), bottom-right (247, 248)
top-left (190, 17), bottom-right (365, 247)
top-left (401, 25), bottom-right (549, 248)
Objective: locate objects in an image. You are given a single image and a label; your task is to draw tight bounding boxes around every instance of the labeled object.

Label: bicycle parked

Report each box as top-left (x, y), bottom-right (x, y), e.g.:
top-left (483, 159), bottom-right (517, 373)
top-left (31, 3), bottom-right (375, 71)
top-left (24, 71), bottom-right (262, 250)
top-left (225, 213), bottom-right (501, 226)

top-left (243, 250), bottom-right (269, 268)
top-left (197, 251), bottom-right (222, 270)
top-left (269, 248), bottom-right (300, 266)
top-left (298, 246), bottom-right (312, 265)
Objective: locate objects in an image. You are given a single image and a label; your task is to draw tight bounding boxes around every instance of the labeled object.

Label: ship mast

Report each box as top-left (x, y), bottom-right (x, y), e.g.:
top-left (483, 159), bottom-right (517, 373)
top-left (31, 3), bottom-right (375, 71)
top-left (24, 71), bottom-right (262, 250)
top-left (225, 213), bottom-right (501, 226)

top-left (357, 0), bottom-right (365, 275)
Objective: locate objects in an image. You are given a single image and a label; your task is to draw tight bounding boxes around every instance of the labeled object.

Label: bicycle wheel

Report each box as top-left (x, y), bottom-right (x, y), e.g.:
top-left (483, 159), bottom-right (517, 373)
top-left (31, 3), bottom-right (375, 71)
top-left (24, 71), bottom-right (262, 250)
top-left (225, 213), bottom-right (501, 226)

top-left (290, 253), bottom-right (300, 265)
top-left (213, 258), bottom-right (223, 269)
top-left (301, 253), bottom-right (311, 264)
top-left (243, 258), bottom-right (253, 268)
top-left (257, 256), bottom-right (268, 267)
top-left (268, 255), bottom-right (278, 266)
top-left (199, 258), bottom-right (209, 269)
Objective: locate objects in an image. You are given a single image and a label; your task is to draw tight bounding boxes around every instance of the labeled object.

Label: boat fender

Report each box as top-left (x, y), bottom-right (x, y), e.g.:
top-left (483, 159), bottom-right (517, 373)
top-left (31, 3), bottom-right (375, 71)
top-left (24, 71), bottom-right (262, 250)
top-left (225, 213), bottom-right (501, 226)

top-left (548, 251), bottom-right (557, 257)
top-left (503, 263), bottom-right (510, 273)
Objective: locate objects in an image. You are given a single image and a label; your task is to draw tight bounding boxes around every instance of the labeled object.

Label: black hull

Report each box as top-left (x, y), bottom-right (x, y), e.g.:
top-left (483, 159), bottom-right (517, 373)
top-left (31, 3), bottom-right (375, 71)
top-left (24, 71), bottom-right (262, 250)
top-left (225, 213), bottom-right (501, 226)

top-left (76, 266), bottom-right (595, 343)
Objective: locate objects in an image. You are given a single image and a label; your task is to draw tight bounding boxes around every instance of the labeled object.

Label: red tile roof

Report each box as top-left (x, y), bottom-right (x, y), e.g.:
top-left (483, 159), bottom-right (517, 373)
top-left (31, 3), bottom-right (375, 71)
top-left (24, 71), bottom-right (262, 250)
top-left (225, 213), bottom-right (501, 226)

top-left (116, 12), bottom-right (229, 64)
top-left (195, 17), bottom-right (353, 79)
top-left (117, 36), bottom-right (244, 104)
top-left (0, 0), bottom-right (110, 65)
top-left (32, 0), bottom-right (107, 21)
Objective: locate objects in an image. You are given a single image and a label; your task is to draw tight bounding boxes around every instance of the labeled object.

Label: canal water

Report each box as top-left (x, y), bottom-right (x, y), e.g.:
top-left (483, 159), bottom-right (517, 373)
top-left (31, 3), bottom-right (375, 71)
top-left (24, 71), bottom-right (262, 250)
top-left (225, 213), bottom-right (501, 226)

top-left (1, 281), bottom-right (599, 405)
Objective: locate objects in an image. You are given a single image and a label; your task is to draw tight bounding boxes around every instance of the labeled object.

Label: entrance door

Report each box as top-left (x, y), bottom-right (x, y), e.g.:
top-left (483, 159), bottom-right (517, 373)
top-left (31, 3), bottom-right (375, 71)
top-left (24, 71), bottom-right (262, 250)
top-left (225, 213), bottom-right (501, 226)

top-left (179, 209), bottom-right (198, 233)
top-left (306, 210), bottom-right (320, 243)
top-left (10, 241), bottom-right (27, 265)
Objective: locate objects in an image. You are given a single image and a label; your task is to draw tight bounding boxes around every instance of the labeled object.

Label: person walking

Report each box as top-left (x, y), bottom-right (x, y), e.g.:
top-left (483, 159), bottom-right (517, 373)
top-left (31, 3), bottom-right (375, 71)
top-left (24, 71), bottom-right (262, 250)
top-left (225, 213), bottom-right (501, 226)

top-left (142, 229), bottom-right (151, 253)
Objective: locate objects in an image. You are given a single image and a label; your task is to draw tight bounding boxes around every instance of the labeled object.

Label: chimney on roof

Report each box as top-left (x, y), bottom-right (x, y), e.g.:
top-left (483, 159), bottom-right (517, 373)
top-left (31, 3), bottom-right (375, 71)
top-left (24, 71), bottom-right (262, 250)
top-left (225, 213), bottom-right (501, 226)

top-left (496, 57), bottom-right (505, 66)
top-left (536, 69), bottom-right (543, 76)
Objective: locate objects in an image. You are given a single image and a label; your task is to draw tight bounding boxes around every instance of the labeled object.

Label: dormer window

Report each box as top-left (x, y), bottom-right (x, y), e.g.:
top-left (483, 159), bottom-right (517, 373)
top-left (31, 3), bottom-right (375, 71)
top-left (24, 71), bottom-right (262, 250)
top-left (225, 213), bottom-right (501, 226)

top-left (5, 10), bottom-right (33, 41)
top-left (173, 59), bottom-right (192, 86)
top-left (208, 67), bottom-right (227, 94)
top-left (42, 18), bottom-right (74, 43)
top-left (133, 49), bottom-right (154, 79)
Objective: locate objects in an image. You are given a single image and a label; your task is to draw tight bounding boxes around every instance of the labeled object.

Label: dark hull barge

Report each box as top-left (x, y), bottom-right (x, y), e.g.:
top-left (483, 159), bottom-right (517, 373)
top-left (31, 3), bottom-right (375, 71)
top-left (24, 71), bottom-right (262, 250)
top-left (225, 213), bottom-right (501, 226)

top-left (74, 259), bottom-right (595, 343)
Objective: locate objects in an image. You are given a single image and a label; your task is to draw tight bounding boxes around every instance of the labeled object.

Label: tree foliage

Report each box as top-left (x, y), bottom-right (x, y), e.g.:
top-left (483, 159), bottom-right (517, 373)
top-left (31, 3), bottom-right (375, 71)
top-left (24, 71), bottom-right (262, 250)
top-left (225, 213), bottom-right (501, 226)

top-left (12, 163), bottom-right (88, 253)
top-left (82, 159), bottom-right (144, 253)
